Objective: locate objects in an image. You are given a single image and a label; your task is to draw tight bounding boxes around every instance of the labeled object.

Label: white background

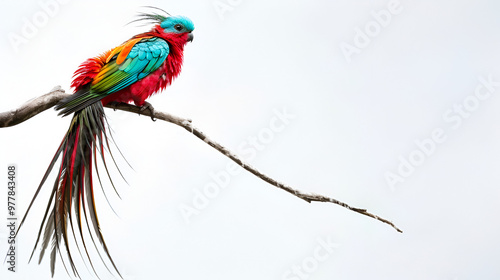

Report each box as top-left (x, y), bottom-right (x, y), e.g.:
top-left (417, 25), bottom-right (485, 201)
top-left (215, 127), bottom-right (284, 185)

top-left (1, 0), bottom-right (500, 279)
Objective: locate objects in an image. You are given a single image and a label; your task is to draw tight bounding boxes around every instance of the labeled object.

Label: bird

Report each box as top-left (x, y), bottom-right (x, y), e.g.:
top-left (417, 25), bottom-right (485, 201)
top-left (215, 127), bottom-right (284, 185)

top-left (17, 8), bottom-right (194, 278)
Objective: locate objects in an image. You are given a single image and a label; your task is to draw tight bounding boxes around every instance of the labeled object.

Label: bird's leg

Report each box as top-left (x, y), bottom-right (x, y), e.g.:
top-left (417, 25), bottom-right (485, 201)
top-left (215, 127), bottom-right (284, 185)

top-left (139, 101), bottom-right (156, 121)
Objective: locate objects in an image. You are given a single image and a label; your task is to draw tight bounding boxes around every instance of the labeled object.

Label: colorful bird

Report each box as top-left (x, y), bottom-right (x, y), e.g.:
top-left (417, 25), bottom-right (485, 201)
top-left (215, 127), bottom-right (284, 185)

top-left (17, 8), bottom-right (194, 278)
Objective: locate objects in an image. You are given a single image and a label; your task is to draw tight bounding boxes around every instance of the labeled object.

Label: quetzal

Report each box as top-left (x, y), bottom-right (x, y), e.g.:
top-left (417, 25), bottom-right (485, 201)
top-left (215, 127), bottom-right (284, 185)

top-left (18, 9), bottom-right (194, 278)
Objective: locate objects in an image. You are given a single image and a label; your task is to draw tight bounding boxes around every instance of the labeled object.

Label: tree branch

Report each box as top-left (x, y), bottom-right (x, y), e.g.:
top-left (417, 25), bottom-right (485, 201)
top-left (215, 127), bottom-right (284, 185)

top-left (0, 86), bottom-right (403, 233)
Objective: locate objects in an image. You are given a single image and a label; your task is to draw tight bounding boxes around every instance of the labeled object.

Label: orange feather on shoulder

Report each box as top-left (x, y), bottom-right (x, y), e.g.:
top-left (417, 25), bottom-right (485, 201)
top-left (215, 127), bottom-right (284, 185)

top-left (106, 37), bottom-right (151, 65)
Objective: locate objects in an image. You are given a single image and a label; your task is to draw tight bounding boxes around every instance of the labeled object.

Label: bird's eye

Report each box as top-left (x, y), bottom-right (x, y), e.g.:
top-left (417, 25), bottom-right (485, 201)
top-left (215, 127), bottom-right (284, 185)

top-left (174, 24), bottom-right (183, 31)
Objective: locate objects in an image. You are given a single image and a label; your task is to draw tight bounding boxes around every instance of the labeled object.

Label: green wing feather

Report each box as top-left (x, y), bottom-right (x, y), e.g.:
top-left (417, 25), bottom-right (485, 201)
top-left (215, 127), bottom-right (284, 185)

top-left (56, 37), bottom-right (169, 116)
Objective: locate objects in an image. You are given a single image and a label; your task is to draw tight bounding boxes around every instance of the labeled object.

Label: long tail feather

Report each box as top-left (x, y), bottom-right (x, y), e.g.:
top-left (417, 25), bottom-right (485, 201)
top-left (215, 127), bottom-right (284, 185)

top-left (19, 102), bottom-right (123, 278)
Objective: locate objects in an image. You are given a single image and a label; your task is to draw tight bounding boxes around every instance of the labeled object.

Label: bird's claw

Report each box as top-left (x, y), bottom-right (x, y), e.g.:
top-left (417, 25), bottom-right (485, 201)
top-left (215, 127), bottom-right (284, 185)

top-left (139, 101), bottom-right (156, 121)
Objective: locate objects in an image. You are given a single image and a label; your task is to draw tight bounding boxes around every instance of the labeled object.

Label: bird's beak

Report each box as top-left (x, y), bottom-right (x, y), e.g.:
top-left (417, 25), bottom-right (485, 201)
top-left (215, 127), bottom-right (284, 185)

top-left (187, 32), bottom-right (194, 42)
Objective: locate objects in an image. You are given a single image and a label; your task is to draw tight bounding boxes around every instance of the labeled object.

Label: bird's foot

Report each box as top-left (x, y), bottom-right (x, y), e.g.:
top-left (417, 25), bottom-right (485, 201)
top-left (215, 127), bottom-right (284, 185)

top-left (139, 101), bottom-right (156, 121)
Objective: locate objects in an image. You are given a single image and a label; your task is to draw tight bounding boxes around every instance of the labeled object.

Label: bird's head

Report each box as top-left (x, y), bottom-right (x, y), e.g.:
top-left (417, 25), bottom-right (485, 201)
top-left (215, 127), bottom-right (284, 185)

top-left (160, 16), bottom-right (195, 42)
top-left (133, 8), bottom-right (195, 44)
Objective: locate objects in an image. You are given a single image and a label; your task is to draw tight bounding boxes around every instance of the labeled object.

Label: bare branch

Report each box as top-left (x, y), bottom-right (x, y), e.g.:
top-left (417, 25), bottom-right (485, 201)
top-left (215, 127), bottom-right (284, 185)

top-left (0, 86), bottom-right (67, 127)
top-left (0, 87), bottom-right (403, 233)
